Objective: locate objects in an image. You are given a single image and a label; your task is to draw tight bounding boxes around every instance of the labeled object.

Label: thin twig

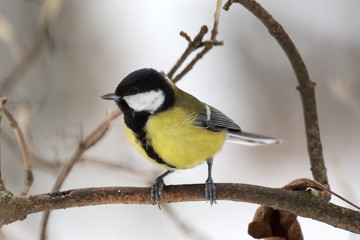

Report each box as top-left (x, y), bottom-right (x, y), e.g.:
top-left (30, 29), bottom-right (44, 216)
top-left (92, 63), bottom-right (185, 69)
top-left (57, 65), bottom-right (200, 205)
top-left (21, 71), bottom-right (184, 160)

top-left (167, 25), bottom-right (210, 79)
top-left (167, 0), bottom-right (224, 83)
top-left (167, 25), bottom-right (209, 80)
top-left (1, 184), bottom-right (360, 233)
top-left (179, 31), bottom-right (192, 44)
top-left (40, 109), bottom-right (122, 240)
top-left (223, 0), bottom-right (329, 195)
top-left (211, 0), bottom-right (222, 39)
top-left (0, 97), bottom-right (7, 191)
top-left (172, 44), bottom-right (216, 83)
top-left (2, 107), bottom-right (33, 195)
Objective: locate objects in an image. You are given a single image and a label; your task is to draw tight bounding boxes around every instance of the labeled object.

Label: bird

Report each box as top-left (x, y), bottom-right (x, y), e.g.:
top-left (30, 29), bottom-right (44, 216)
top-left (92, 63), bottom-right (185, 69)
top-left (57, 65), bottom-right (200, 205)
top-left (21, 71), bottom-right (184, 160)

top-left (101, 68), bottom-right (283, 207)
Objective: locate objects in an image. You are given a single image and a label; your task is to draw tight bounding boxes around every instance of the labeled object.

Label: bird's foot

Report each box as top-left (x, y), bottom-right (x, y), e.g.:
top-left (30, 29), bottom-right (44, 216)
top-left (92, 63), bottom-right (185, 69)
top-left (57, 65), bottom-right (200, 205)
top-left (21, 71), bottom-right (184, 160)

top-left (151, 176), bottom-right (165, 209)
top-left (205, 177), bottom-right (216, 206)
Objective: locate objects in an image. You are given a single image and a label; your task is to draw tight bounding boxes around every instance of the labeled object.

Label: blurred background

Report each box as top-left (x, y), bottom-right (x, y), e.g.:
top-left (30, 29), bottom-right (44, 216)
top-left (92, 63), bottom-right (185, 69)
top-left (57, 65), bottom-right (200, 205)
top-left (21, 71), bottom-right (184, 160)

top-left (1, 0), bottom-right (359, 239)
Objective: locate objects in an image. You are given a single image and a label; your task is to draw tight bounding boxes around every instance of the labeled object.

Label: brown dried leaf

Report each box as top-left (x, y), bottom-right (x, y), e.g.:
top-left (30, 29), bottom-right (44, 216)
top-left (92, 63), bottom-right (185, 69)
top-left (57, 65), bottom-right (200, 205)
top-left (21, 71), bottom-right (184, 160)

top-left (249, 178), bottom-right (359, 239)
top-left (248, 206), bottom-right (303, 240)
top-left (248, 206), bottom-right (273, 238)
top-left (248, 179), bottom-right (315, 239)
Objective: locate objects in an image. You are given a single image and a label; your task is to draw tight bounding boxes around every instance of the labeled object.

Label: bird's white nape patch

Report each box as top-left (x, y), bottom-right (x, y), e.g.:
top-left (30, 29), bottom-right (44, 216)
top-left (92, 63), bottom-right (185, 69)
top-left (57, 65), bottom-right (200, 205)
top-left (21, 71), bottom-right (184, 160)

top-left (123, 90), bottom-right (165, 114)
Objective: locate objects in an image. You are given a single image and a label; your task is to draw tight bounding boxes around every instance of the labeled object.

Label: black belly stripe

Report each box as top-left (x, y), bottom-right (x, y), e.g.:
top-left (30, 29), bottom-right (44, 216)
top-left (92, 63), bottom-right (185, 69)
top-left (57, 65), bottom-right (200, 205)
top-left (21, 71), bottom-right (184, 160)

top-left (137, 132), bottom-right (176, 169)
top-left (120, 102), bottom-right (176, 169)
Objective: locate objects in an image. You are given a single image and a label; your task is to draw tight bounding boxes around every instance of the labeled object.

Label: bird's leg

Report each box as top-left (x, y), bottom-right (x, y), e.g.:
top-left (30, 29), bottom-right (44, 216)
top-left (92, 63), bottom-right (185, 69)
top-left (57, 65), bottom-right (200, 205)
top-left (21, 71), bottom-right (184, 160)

top-left (151, 170), bottom-right (173, 208)
top-left (205, 158), bottom-right (216, 206)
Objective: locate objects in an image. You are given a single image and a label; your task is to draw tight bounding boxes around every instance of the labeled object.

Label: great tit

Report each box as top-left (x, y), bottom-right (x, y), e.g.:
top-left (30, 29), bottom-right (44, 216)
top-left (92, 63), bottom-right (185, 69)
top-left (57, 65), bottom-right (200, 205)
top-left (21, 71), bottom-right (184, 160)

top-left (101, 68), bottom-right (283, 206)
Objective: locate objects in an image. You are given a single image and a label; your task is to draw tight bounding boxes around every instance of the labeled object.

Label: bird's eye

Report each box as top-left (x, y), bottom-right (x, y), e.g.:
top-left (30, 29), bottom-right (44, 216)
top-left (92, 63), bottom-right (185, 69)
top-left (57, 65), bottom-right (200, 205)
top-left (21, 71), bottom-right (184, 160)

top-left (130, 88), bottom-right (139, 94)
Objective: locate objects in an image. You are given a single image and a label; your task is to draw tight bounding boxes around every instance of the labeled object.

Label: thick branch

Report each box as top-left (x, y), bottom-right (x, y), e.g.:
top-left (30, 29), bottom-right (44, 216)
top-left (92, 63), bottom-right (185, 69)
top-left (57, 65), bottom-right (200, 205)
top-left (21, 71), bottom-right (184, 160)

top-left (1, 184), bottom-right (359, 233)
top-left (223, 0), bottom-right (329, 190)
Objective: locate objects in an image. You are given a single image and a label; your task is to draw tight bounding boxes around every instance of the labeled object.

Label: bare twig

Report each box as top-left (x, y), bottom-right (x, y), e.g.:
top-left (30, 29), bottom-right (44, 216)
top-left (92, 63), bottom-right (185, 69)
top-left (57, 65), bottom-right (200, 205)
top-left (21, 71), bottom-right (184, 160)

top-left (1, 184), bottom-right (360, 233)
top-left (223, 0), bottom-right (329, 194)
top-left (40, 109), bottom-right (122, 240)
top-left (0, 97), bottom-right (7, 190)
top-left (167, 0), bottom-right (224, 83)
top-left (211, 0), bottom-right (222, 39)
top-left (167, 25), bottom-right (209, 79)
top-left (3, 107), bottom-right (33, 195)
top-left (0, 0), bottom-right (63, 93)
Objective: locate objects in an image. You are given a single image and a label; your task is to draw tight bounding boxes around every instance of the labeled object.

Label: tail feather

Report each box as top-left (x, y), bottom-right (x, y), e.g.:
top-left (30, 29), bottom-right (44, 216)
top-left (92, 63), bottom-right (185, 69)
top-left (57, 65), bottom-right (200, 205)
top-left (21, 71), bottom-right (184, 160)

top-left (227, 130), bottom-right (285, 146)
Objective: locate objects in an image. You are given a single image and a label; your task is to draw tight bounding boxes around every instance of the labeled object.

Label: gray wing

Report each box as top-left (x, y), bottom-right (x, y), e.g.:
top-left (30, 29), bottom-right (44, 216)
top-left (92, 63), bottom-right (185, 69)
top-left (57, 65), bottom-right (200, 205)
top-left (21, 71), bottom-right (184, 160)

top-left (194, 104), bottom-right (285, 145)
top-left (194, 104), bottom-right (241, 132)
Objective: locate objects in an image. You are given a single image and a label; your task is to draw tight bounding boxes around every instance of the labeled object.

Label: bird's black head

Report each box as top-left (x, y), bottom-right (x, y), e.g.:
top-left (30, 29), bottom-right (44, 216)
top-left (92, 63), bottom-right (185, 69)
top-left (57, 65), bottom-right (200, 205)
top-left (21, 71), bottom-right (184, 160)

top-left (101, 68), bottom-right (175, 115)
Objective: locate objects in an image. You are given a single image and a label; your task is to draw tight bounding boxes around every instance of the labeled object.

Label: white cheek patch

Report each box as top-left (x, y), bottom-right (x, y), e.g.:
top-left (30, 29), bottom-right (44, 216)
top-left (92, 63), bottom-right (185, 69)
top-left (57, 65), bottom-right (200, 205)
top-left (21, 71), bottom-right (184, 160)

top-left (124, 90), bottom-right (165, 114)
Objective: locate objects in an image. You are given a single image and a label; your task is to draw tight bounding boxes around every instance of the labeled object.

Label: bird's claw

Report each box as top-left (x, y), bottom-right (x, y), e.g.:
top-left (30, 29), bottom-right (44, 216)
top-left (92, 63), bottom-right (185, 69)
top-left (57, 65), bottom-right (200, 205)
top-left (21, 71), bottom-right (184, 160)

top-left (205, 177), bottom-right (216, 206)
top-left (151, 177), bottom-right (165, 209)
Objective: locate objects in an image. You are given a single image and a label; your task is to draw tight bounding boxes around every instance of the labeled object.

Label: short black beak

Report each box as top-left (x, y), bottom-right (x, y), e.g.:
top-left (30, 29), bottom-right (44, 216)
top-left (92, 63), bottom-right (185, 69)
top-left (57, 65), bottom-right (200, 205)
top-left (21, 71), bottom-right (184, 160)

top-left (101, 92), bottom-right (121, 101)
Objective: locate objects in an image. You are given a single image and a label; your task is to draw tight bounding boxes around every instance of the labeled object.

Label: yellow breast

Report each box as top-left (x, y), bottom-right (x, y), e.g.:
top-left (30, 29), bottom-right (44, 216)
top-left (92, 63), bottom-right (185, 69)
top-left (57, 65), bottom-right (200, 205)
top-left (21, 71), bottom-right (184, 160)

top-left (144, 107), bottom-right (226, 169)
top-left (123, 107), bottom-right (226, 170)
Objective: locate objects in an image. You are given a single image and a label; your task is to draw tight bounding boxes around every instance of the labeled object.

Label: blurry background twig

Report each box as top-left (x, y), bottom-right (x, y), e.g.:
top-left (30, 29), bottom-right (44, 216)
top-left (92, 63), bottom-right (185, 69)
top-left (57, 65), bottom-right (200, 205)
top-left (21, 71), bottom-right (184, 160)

top-left (0, 97), bottom-right (7, 191)
top-left (2, 107), bottom-right (33, 195)
top-left (0, 0), bottom-right (64, 194)
top-left (0, 0), bottom-right (63, 93)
